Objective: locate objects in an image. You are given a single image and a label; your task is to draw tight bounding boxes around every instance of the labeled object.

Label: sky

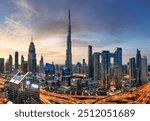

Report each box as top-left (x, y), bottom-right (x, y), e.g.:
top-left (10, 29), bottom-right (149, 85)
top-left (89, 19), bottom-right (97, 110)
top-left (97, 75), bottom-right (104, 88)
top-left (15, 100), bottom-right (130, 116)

top-left (0, 0), bottom-right (150, 65)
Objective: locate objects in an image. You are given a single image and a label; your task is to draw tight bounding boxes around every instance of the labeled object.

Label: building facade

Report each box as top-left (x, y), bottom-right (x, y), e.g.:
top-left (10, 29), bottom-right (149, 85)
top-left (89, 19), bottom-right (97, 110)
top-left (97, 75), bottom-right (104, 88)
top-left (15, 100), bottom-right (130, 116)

top-left (93, 52), bottom-right (100, 81)
top-left (15, 51), bottom-right (19, 70)
top-left (0, 58), bottom-right (4, 73)
top-left (65, 10), bottom-right (72, 72)
top-left (88, 45), bottom-right (93, 78)
top-left (28, 41), bottom-right (37, 74)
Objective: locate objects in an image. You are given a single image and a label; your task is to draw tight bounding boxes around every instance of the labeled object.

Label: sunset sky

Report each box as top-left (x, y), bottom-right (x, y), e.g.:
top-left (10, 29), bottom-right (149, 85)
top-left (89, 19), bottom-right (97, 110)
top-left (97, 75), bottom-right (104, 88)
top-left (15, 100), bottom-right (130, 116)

top-left (0, 0), bottom-right (150, 65)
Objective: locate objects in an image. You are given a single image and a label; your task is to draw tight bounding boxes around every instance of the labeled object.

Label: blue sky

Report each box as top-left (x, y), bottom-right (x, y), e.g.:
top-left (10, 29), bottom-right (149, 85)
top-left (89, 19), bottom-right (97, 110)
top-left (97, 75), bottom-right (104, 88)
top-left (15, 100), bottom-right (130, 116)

top-left (0, 0), bottom-right (150, 64)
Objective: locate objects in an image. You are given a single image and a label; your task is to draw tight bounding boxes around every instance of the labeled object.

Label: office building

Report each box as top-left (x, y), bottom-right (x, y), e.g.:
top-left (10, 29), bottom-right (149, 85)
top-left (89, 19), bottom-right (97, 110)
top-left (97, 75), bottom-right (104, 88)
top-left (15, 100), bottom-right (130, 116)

top-left (141, 56), bottom-right (148, 84)
top-left (82, 59), bottom-right (88, 74)
top-left (9, 55), bottom-right (13, 72)
top-left (136, 49), bottom-right (142, 86)
top-left (114, 47), bottom-right (122, 67)
top-left (0, 58), bottom-right (4, 73)
top-left (28, 40), bottom-right (37, 74)
top-left (75, 62), bottom-right (82, 74)
top-left (15, 51), bottom-right (19, 70)
top-left (129, 58), bottom-right (136, 87)
top-left (93, 52), bottom-right (100, 81)
top-left (8, 72), bottom-right (40, 104)
top-left (101, 51), bottom-right (111, 89)
top-left (39, 56), bottom-right (45, 74)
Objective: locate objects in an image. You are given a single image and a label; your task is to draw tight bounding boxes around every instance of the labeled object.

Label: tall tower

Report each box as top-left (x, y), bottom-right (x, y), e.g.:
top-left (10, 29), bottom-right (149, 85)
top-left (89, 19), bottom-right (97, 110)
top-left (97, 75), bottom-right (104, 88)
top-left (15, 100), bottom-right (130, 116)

top-left (88, 45), bottom-right (93, 78)
top-left (101, 51), bottom-right (111, 89)
top-left (114, 47), bottom-right (122, 67)
top-left (21, 55), bottom-right (24, 66)
top-left (15, 51), bottom-right (19, 70)
top-left (9, 55), bottom-right (13, 72)
top-left (93, 52), bottom-right (100, 81)
top-left (39, 56), bottom-right (45, 74)
top-left (28, 38), bottom-right (37, 74)
top-left (136, 49), bottom-right (142, 86)
top-left (129, 57), bottom-right (136, 87)
top-left (65, 9), bottom-right (72, 73)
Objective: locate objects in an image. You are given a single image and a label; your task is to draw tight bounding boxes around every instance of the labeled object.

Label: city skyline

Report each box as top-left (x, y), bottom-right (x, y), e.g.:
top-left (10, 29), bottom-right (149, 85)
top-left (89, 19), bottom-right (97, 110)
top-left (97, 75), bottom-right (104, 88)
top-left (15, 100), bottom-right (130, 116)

top-left (0, 0), bottom-right (150, 64)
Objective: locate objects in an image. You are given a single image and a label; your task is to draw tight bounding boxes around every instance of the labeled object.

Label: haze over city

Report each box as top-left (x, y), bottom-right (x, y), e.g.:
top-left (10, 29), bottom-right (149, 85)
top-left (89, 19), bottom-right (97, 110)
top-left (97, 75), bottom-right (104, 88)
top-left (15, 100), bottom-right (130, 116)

top-left (0, 0), bottom-right (150, 64)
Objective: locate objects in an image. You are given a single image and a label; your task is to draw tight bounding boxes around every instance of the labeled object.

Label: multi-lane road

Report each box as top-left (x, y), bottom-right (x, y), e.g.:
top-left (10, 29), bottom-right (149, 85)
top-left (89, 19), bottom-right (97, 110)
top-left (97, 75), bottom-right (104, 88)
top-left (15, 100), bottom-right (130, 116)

top-left (0, 77), bottom-right (150, 104)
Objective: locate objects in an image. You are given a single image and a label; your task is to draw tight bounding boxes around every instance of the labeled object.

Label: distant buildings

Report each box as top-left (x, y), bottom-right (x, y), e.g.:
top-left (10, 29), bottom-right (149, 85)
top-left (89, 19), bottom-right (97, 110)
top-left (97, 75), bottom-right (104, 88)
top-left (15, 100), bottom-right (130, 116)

top-left (141, 56), bottom-right (147, 84)
top-left (15, 51), bottom-right (19, 70)
top-left (114, 47), bottom-right (122, 67)
top-left (0, 58), bottom-right (4, 73)
top-left (101, 51), bottom-right (111, 89)
top-left (129, 58), bottom-right (136, 87)
top-left (82, 59), bottom-right (88, 74)
top-left (45, 63), bottom-right (55, 80)
top-left (9, 55), bottom-right (13, 72)
top-left (128, 49), bottom-right (148, 87)
top-left (93, 52), bottom-right (100, 81)
top-left (21, 55), bottom-right (24, 66)
top-left (88, 45), bottom-right (93, 78)
top-left (75, 62), bottom-right (82, 74)
top-left (28, 40), bottom-right (37, 74)
top-left (39, 56), bottom-right (45, 74)
top-left (148, 64), bottom-right (150, 72)
top-left (21, 61), bottom-right (28, 74)
top-left (136, 49), bottom-right (142, 86)
top-left (5, 55), bottom-right (13, 73)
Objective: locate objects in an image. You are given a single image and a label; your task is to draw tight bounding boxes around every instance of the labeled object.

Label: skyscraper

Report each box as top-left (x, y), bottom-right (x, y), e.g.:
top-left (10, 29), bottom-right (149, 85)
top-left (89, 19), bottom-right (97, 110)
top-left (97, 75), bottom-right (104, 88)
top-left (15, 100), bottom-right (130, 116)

top-left (39, 56), bottom-right (45, 74)
top-left (129, 58), bottom-right (136, 87)
top-left (0, 58), bottom-right (4, 73)
top-left (82, 59), bottom-right (87, 74)
top-left (93, 52), bottom-right (100, 81)
top-left (21, 55), bottom-right (24, 66)
top-left (65, 9), bottom-right (72, 72)
top-left (136, 49), bottom-right (142, 86)
top-left (88, 45), bottom-right (93, 78)
top-left (114, 47), bottom-right (122, 67)
top-left (15, 51), bottom-right (19, 70)
top-left (141, 56), bottom-right (147, 84)
top-left (101, 51), bottom-right (111, 89)
top-left (9, 55), bottom-right (13, 72)
top-left (28, 40), bottom-right (37, 74)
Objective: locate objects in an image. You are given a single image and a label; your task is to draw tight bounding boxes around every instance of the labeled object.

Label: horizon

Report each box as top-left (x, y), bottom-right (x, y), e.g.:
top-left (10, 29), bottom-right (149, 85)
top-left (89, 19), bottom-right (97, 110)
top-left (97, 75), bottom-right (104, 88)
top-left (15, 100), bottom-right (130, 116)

top-left (0, 0), bottom-right (150, 65)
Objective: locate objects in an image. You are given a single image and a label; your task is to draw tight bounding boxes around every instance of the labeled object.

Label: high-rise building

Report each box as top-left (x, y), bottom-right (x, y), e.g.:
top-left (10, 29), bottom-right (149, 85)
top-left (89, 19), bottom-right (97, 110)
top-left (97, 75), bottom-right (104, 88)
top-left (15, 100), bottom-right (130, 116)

top-left (22, 61), bottom-right (28, 74)
top-left (82, 59), bottom-right (87, 74)
top-left (88, 45), bottom-right (93, 78)
top-left (5, 59), bottom-right (9, 72)
top-left (75, 62), bottom-right (82, 74)
top-left (114, 47), bottom-right (122, 67)
top-left (39, 56), bottom-right (45, 74)
top-left (122, 64), bottom-right (128, 75)
top-left (93, 52), bottom-right (100, 81)
top-left (141, 56), bottom-right (147, 84)
top-left (65, 9), bottom-right (72, 72)
top-left (28, 40), bottom-right (37, 74)
top-left (8, 72), bottom-right (40, 104)
top-left (129, 58), bottom-right (136, 87)
top-left (136, 49), bottom-right (142, 86)
top-left (15, 51), bottom-right (19, 70)
top-left (0, 58), bottom-right (4, 73)
top-left (148, 64), bottom-right (150, 72)
top-left (101, 51), bottom-right (111, 89)
top-left (21, 55), bottom-right (24, 66)
top-left (9, 55), bottom-right (13, 72)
